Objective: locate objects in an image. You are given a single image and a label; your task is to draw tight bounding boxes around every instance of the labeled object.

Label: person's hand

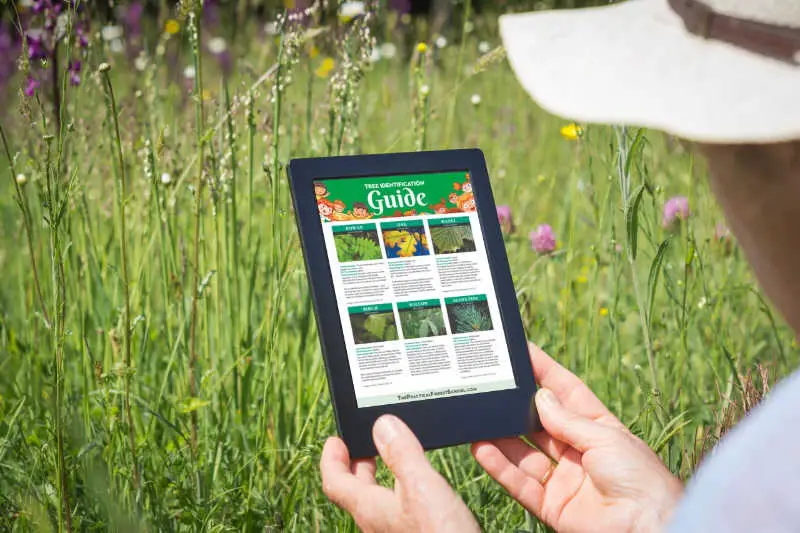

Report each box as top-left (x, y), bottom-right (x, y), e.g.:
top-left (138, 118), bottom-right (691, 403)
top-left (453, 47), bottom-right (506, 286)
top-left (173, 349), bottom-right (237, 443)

top-left (320, 414), bottom-right (481, 533)
top-left (472, 343), bottom-right (684, 533)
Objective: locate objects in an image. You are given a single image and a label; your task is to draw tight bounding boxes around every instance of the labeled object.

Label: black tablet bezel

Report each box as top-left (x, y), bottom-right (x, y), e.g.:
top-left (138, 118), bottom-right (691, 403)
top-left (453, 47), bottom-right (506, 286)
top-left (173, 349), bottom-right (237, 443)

top-left (288, 148), bottom-right (539, 459)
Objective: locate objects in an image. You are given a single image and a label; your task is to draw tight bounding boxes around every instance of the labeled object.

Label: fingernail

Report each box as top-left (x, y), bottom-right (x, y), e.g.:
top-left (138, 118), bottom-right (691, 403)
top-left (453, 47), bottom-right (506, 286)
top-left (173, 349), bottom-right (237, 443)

top-left (373, 414), bottom-right (401, 452)
top-left (537, 388), bottom-right (558, 407)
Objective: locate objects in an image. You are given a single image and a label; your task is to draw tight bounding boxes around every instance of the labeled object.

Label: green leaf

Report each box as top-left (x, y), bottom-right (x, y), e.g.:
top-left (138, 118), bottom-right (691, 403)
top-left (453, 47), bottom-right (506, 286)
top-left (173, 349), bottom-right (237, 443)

top-left (624, 128), bottom-right (646, 179)
top-left (179, 397), bottom-right (210, 414)
top-left (625, 184), bottom-right (646, 260)
top-left (647, 239), bottom-right (671, 326)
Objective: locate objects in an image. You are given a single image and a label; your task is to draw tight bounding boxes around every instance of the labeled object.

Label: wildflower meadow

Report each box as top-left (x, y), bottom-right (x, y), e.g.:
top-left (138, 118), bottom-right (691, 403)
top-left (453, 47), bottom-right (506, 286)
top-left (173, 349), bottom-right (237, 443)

top-left (0, 1), bottom-right (797, 531)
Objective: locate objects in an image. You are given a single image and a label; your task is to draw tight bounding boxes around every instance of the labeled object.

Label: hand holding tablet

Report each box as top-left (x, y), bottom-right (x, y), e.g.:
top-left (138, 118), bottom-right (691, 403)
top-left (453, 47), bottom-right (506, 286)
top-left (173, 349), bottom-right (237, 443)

top-left (289, 149), bottom-right (539, 458)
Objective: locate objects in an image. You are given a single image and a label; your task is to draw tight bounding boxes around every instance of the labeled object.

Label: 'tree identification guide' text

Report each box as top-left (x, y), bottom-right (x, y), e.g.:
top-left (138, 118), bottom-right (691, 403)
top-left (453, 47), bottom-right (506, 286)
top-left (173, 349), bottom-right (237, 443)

top-left (316, 171), bottom-right (517, 408)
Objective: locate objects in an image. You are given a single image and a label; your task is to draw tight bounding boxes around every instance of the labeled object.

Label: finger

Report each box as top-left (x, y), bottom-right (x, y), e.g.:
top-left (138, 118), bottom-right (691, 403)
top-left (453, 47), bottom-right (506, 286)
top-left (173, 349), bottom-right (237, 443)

top-left (472, 441), bottom-right (544, 515)
top-left (528, 342), bottom-right (625, 430)
top-left (372, 414), bottom-right (433, 482)
top-left (529, 431), bottom-right (570, 462)
top-left (488, 437), bottom-right (555, 484)
top-left (322, 437), bottom-right (403, 529)
top-left (351, 458), bottom-right (377, 484)
top-left (320, 437), bottom-right (371, 510)
top-left (535, 388), bottom-right (617, 453)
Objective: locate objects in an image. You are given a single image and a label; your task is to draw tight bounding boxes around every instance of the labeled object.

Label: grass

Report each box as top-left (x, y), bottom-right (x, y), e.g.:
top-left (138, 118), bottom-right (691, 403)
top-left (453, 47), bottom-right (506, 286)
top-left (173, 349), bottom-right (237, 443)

top-left (0, 4), bottom-right (797, 532)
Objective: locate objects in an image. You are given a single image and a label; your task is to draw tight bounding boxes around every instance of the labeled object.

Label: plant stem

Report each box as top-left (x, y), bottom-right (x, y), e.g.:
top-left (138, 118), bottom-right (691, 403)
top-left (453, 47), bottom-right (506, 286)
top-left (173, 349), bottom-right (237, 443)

top-left (0, 122), bottom-right (50, 325)
top-left (188, 8), bottom-right (206, 454)
top-left (100, 69), bottom-right (140, 492)
top-left (43, 134), bottom-right (72, 533)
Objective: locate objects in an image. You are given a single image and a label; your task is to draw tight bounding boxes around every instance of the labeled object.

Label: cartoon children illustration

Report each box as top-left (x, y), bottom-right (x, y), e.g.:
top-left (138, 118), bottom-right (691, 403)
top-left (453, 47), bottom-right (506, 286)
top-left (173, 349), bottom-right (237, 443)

top-left (314, 182), bottom-right (330, 199)
top-left (456, 192), bottom-right (476, 212)
top-left (351, 202), bottom-right (372, 220)
top-left (318, 198), bottom-right (335, 221)
top-left (462, 181), bottom-right (472, 194)
top-left (433, 198), bottom-right (449, 214)
top-left (433, 198), bottom-right (462, 214)
top-left (448, 192), bottom-right (459, 205)
top-left (332, 199), bottom-right (352, 221)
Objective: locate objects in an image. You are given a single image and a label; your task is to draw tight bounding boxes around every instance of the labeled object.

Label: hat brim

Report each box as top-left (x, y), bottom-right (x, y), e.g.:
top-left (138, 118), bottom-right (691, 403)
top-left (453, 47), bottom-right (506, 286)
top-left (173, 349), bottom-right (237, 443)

top-left (499, 0), bottom-right (800, 144)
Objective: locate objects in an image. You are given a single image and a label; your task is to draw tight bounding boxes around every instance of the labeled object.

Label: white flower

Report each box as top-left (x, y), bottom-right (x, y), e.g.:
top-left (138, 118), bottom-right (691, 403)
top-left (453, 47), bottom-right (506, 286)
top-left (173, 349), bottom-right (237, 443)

top-left (470, 93), bottom-right (481, 106)
top-left (15, 174), bottom-right (27, 186)
top-left (478, 41), bottom-right (491, 54)
top-left (339, 1), bottom-right (366, 21)
top-left (379, 42), bottom-right (397, 59)
top-left (420, 84), bottom-right (430, 96)
top-left (464, 21), bottom-right (474, 34)
top-left (697, 297), bottom-right (708, 309)
top-left (110, 38), bottom-right (124, 54)
top-left (435, 36), bottom-right (448, 49)
top-left (497, 168), bottom-right (507, 179)
top-left (184, 65), bottom-right (196, 79)
top-left (134, 54), bottom-right (148, 72)
top-left (369, 48), bottom-right (381, 63)
top-left (207, 37), bottom-right (227, 55)
top-left (101, 25), bottom-right (124, 42)
top-left (264, 22), bottom-right (278, 36)
top-left (160, 172), bottom-right (172, 185)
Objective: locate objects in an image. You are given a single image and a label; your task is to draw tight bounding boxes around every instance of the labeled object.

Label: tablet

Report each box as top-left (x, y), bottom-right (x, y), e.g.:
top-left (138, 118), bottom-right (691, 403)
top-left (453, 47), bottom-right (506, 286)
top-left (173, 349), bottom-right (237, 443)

top-left (289, 149), bottom-right (539, 458)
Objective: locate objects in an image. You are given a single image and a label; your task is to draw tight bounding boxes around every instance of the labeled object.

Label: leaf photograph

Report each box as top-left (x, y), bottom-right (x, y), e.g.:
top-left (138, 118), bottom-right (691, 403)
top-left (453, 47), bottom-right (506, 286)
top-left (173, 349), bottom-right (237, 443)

top-left (382, 224), bottom-right (431, 259)
top-left (333, 229), bottom-right (383, 262)
top-left (398, 305), bottom-right (447, 339)
top-left (446, 300), bottom-right (494, 334)
top-left (430, 222), bottom-right (476, 254)
top-left (349, 311), bottom-right (399, 344)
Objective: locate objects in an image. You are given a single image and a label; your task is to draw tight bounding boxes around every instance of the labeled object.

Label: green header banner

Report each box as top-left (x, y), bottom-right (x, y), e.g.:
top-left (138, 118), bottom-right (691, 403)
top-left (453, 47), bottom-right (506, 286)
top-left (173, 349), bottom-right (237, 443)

top-left (332, 223), bottom-right (377, 234)
top-left (315, 171), bottom-right (476, 222)
top-left (396, 299), bottom-right (441, 310)
top-left (348, 303), bottom-right (394, 314)
top-left (428, 216), bottom-right (471, 227)
top-left (381, 219), bottom-right (426, 231)
top-left (445, 294), bottom-right (488, 305)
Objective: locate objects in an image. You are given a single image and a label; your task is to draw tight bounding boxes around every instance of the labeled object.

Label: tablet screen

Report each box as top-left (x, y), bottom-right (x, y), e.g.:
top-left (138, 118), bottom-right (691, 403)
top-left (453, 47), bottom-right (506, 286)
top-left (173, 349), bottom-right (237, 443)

top-left (315, 171), bottom-right (517, 408)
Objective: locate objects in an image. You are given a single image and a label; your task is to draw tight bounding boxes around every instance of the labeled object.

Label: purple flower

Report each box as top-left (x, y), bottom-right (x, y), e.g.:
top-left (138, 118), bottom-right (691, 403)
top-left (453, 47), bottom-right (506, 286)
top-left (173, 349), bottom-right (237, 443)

top-left (496, 205), bottom-right (515, 234)
top-left (529, 224), bottom-right (556, 255)
top-left (24, 76), bottom-right (40, 97)
top-left (26, 31), bottom-right (48, 60)
top-left (68, 60), bottom-right (81, 86)
top-left (662, 196), bottom-right (690, 228)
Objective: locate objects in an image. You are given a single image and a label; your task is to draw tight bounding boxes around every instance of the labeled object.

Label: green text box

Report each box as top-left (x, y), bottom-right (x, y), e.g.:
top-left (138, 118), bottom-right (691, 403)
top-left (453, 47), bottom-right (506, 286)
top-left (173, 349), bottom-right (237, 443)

top-left (348, 303), bottom-right (394, 314)
top-left (445, 294), bottom-right (488, 305)
top-left (428, 216), bottom-right (471, 227)
top-left (396, 299), bottom-right (441, 310)
top-left (333, 223), bottom-right (377, 234)
top-left (381, 219), bottom-right (426, 231)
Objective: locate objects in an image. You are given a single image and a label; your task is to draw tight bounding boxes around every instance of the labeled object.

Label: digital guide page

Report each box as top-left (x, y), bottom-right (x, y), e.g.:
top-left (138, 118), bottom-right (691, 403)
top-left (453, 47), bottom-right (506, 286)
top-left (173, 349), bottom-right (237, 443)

top-left (316, 171), bottom-right (517, 408)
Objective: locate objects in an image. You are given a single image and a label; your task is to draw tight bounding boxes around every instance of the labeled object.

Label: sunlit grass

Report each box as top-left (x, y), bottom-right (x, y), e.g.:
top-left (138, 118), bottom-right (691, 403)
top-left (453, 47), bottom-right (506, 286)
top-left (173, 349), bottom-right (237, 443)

top-left (0, 4), bottom-right (796, 531)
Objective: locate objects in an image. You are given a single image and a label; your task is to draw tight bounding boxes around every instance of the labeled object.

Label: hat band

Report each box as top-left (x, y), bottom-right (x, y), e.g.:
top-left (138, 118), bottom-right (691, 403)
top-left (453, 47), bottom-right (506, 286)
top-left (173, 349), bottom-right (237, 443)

top-left (668, 0), bottom-right (800, 64)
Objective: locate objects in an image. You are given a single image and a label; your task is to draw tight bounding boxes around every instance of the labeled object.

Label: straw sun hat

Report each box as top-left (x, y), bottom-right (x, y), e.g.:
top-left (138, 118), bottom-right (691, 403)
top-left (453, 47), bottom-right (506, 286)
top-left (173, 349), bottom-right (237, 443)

top-left (499, 0), bottom-right (800, 143)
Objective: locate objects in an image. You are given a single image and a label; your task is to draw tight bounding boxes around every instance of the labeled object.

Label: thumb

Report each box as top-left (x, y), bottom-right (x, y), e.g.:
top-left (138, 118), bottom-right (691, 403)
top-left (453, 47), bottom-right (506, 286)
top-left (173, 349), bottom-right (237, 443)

top-left (535, 388), bottom-right (616, 453)
top-left (373, 414), bottom-right (435, 481)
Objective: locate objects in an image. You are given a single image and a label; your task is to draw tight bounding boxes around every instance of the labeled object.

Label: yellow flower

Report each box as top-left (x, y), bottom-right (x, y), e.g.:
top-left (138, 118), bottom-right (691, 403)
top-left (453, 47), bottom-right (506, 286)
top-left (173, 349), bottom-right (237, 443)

top-left (576, 275), bottom-right (588, 284)
top-left (202, 89), bottom-right (212, 101)
top-left (560, 123), bottom-right (583, 141)
top-left (309, 45), bottom-right (320, 59)
top-left (537, 174), bottom-right (547, 183)
top-left (315, 57), bottom-right (335, 78)
top-left (600, 307), bottom-right (609, 317)
top-left (416, 42), bottom-right (428, 53)
top-left (165, 19), bottom-right (180, 35)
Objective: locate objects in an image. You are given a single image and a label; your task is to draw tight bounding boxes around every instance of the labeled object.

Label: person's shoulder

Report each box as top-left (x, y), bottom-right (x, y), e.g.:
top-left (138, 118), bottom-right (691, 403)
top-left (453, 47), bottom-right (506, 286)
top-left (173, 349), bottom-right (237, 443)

top-left (666, 369), bottom-right (800, 532)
